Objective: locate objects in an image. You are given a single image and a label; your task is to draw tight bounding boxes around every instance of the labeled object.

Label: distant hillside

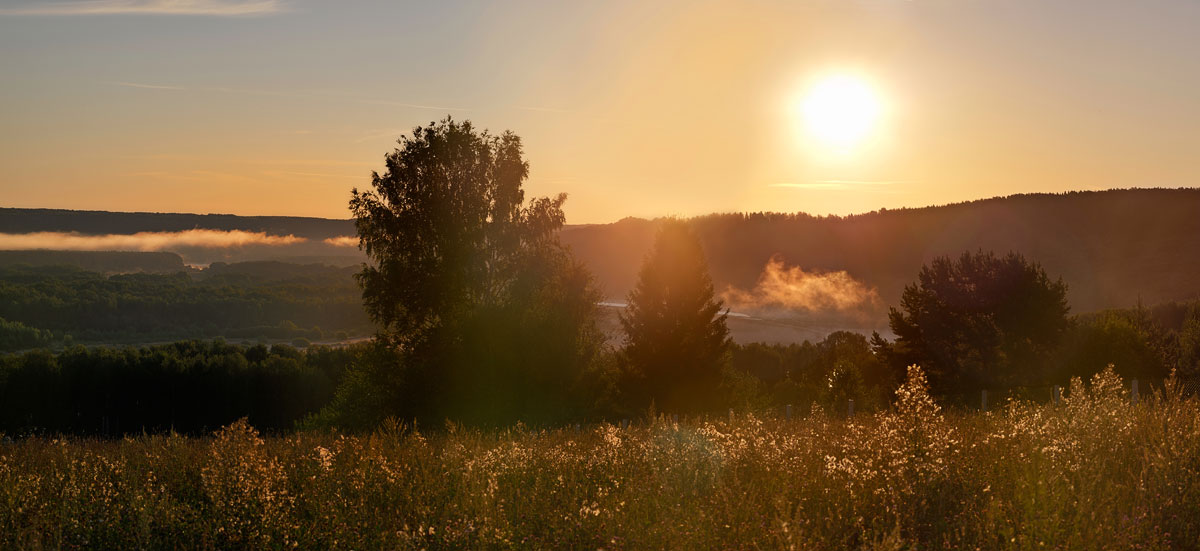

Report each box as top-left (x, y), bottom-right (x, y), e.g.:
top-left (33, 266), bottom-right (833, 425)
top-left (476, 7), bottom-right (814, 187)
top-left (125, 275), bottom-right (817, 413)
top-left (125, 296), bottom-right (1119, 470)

top-left (561, 188), bottom-right (1200, 316)
top-left (5, 188), bottom-right (1199, 320)
top-left (0, 208), bottom-right (355, 240)
top-left (0, 250), bottom-right (186, 274)
top-left (0, 208), bottom-right (363, 267)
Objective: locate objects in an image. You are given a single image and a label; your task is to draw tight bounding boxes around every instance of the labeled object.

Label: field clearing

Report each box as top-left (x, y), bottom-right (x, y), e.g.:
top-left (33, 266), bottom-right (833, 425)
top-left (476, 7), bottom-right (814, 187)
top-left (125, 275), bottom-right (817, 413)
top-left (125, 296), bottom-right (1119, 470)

top-left (3, 368), bottom-right (1199, 550)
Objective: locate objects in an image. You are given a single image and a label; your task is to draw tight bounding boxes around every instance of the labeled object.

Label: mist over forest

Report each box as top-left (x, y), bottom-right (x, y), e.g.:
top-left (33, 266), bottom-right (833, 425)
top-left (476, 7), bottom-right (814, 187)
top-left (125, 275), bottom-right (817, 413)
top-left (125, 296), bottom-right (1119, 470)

top-left (5, 188), bottom-right (1199, 333)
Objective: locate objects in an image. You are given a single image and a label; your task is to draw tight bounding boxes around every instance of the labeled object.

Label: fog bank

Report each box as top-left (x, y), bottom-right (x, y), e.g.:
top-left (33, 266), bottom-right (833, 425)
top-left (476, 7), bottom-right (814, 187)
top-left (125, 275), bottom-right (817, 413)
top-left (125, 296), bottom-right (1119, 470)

top-left (0, 230), bottom-right (304, 251)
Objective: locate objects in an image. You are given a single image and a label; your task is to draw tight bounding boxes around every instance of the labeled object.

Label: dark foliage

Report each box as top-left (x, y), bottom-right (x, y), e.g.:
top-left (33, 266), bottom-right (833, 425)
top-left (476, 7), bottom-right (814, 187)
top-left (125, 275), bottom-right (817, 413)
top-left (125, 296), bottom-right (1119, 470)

top-left (0, 341), bottom-right (368, 435)
top-left (728, 331), bottom-right (895, 413)
top-left (324, 118), bottom-right (605, 428)
top-left (0, 264), bottom-right (371, 345)
top-left (619, 220), bottom-right (731, 414)
top-left (875, 251), bottom-right (1071, 395)
top-left (0, 250), bottom-right (185, 274)
top-left (1053, 300), bottom-right (1200, 381)
top-left (1054, 309), bottom-right (1169, 382)
top-left (0, 317), bottom-right (50, 352)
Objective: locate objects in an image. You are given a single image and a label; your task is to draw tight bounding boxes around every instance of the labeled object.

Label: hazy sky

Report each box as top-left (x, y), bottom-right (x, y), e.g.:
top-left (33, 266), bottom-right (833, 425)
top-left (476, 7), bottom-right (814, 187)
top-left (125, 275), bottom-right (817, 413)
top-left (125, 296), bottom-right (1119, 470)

top-left (2, 0), bottom-right (1198, 223)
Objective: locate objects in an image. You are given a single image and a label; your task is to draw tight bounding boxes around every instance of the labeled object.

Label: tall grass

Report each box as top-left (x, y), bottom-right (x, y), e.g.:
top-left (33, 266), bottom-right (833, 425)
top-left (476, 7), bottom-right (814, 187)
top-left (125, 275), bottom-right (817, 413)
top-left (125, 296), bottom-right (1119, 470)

top-left (2, 366), bottom-right (1198, 550)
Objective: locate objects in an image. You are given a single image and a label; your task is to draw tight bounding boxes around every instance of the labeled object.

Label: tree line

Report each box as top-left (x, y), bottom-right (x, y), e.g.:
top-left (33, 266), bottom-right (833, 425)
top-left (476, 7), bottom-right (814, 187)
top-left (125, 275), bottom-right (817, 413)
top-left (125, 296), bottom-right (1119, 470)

top-left (0, 341), bottom-right (369, 435)
top-left (0, 263), bottom-right (371, 349)
top-left (0, 333), bottom-right (896, 435)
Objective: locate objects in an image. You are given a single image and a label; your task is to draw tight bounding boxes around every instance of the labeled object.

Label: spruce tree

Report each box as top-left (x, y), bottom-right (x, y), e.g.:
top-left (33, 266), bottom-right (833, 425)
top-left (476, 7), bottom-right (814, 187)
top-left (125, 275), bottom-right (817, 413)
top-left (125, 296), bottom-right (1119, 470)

top-left (619, 219), bottom-right (730, 414)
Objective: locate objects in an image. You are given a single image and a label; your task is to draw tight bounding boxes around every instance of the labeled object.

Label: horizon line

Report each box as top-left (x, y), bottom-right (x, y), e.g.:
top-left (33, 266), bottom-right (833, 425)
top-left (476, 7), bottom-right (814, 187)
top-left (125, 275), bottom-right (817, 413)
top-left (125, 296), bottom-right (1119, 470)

top-left (4, 187), bottom-right (1197, 226)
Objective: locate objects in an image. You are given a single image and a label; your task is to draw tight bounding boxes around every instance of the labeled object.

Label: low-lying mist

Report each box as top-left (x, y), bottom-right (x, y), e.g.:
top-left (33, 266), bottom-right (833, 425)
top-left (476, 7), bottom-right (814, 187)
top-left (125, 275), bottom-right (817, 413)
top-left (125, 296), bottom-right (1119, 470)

top-left (323, 236), bottom-right (358, 247)
top-left (0, 230), bottom-right (307, 251)
top-left (721, 256), bottom-right (884, 321)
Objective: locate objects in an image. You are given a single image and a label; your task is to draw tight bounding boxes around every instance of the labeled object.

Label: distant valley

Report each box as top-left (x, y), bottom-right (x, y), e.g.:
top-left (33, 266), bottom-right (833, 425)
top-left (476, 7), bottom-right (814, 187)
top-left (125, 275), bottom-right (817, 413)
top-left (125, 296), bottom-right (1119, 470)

top-left (4, 188), bottom-right (1200, 344)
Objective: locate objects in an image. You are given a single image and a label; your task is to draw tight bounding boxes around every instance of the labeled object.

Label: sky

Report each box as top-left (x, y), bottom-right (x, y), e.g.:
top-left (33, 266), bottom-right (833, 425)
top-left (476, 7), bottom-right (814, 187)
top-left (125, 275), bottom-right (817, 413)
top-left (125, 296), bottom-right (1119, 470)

top-left (1, 0), bottom-right (1198, 224)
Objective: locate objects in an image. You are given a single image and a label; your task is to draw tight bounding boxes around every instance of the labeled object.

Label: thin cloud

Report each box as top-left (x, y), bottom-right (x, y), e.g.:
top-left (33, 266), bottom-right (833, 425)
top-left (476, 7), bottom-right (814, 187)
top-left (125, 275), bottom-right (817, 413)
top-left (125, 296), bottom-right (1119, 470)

top-left (770, 182), bottom-right (845, 190)
top-left (358, 98), bottom-right (469, 112)
top-left (123, 154), bottom-right (375, 168)
top-left (108, 81), bottom-right (186, 90)
top-left (220, 86), bottom-right (468, 112)
top-left (126, 168), bottom-right (364, 183)
top-left (770, 180), bottom-right (913, 191)
top-left (355, 128), bottom-right (410, 143)
top-left (0, 230), bottom-right (305, 251)
top-left (0, 0), bottom-right (285, 16)
top-left (262, 170), bottom-right (364, 180)
top-left (815, 180), bottom-right (915, 185)
top-left (103, 81), bottom-right (469, 113)
top-left (516, 105), bottom-right (572, 114)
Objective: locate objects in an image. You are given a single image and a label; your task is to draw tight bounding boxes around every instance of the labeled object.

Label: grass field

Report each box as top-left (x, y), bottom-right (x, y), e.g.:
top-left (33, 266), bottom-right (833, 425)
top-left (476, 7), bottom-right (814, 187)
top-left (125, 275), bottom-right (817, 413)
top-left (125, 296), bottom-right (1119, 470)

top-left (2, 367), bottom-right (1198, 550)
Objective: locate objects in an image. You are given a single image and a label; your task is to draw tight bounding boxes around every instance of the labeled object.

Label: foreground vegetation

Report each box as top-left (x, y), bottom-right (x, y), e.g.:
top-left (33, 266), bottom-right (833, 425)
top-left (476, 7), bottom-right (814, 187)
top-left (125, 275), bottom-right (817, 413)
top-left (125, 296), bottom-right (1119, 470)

top-left (3, 367), bottom-right (1197, 550)
top-left (0, 341), bottom-right (368, 436)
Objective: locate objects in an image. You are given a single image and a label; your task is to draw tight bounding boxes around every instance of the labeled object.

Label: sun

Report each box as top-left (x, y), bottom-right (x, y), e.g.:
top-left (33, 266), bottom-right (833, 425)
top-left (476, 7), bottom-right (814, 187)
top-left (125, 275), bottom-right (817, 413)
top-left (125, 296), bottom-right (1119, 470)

top-left (797, 74), bottom-right (883, 151)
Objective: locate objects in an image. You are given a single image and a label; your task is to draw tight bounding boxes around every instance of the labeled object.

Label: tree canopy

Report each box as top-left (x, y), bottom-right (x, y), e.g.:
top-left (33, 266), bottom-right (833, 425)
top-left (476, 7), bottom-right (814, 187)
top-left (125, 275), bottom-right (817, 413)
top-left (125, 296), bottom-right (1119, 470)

top-left (332, 118), bottom-right (603, 427)
top-left (875, 250), bottom-right (1070, 395)
top-left (619, 219), bottom-right (731, 414)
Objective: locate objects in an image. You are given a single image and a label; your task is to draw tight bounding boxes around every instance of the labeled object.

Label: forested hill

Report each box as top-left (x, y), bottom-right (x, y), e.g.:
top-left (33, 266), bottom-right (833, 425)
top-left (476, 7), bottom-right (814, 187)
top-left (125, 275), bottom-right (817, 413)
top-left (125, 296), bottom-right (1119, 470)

top-left (559, 188), bottom-right (1200, 314)
top-left (0, 250), bottom-right (185, 274)
top-left (0, 208), bottom-right (354, 240)
top-left (5, 188), bottom-right (1200, 315)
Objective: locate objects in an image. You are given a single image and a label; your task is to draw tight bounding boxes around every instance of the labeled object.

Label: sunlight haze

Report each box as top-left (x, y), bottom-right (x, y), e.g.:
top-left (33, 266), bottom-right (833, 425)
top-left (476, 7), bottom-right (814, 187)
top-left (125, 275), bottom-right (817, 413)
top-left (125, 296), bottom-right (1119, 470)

top-left (1, 0), bottom-right (1198, 222)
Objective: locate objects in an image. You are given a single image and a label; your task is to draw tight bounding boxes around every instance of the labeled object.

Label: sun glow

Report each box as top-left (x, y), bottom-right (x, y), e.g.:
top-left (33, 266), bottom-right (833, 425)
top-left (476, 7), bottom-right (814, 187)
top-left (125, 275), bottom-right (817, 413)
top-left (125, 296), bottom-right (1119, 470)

top-left (797, 74), bottom-right (883, 152)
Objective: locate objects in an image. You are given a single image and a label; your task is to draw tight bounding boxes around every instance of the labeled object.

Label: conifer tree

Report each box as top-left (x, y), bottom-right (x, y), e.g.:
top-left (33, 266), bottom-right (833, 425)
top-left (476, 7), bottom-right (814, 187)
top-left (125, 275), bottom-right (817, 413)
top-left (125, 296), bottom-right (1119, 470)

top-left (619, 219), bottom-right (730, 414)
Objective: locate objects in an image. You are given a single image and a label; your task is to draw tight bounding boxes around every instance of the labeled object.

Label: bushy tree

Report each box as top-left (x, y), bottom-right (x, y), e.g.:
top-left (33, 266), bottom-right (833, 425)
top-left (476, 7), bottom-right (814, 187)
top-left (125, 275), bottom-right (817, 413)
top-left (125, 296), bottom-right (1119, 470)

top-left (874, 250), bottom-right (1070, 395)
top-left (1178, 306), bottom-right (1200, 378)
top-left (817, 331), bottom-right (892, 410)
top-left (0, 317), bottom-right (49, 352)
top-left (727, 332), bottom-right (893, 413)
top-left (619, 220), bottom-right (730, 414)
top-left (0, 341), bottom-right (358, 435)
top-left (329, 118), bottom-right (603, 427)
top-left (1055, 310), bottom-right (1170, 382)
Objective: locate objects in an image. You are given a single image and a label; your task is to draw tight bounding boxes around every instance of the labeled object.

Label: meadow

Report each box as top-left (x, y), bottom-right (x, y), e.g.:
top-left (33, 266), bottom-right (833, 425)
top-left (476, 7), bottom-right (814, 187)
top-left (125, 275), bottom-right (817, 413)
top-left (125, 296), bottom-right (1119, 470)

top-left (2, 366), bottom-right (1198, 551)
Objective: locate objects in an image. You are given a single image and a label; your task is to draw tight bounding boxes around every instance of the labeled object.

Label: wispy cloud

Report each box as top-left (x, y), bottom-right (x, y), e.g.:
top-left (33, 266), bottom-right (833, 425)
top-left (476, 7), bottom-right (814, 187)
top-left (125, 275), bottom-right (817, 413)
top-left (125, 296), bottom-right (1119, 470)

top-left (354, 128), bottom-right (410, 143)
top-left (0, 230), bottom-right (304, 251)
top-left (261, 170), bottom-right (364, 180)
top-left (515, 105), bottom-right (572, 114)
top-left (0, 0), bottom-right (285, 16)
top-left (103, 81), bottom-right (469, 113)
top-left (123, 154), bottom-right (375, 167)
top-left (769, 180), bottom-right (913, 191)
top-left (358, 99), bottom-right (469, 112)
top-left (815, 180), bottom-right (915, 185)
top-left (108, 81), bottom-right (186, 90)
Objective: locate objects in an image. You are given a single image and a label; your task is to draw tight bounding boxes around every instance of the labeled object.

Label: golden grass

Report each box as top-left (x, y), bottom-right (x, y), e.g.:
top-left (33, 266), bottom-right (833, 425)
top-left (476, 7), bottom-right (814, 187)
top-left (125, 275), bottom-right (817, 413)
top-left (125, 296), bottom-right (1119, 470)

top-left (2, 366), bottom-right (1198, 550)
